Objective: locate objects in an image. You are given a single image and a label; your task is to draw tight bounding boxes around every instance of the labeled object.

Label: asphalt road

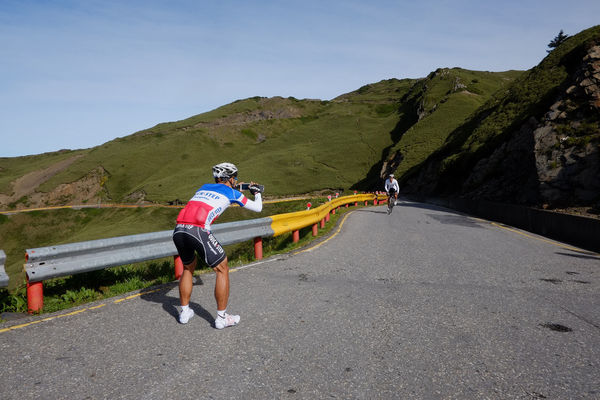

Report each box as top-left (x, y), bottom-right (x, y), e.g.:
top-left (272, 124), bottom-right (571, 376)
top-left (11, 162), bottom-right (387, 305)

top-left (1, 200), bottom-right (599, 399)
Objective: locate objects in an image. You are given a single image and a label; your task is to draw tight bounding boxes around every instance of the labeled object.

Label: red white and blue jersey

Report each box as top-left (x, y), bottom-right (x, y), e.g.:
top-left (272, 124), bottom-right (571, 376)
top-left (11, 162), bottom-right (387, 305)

top-left (176, 183), bottom-right (261, 230)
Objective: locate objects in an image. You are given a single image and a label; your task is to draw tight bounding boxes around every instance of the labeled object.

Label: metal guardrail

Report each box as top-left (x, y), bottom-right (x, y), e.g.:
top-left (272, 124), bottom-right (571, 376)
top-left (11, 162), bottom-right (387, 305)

top-left (22, 193), bottom-right (380, 311)
top-left (25, 217), bottom-right (275, 283)
top-left (0, 250), bottom-right (8, 288)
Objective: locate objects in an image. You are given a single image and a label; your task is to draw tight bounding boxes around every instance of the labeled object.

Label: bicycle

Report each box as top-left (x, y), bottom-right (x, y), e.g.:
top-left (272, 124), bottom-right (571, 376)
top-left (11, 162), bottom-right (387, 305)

top-left (387, 190), bottom-right (396, 214)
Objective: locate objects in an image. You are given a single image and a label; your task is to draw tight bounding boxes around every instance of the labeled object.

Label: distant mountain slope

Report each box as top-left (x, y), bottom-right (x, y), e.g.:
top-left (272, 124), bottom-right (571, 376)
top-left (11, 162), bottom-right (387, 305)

top-left (401, 25), bottom-right (600, 211)
top-left (0, 69), bottom-right (518, 209)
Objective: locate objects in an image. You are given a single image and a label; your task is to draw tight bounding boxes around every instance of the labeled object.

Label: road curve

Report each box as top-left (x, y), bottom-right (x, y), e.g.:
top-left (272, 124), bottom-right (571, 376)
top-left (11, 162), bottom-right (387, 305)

top-left (1, 200), bottom-right (599, 399)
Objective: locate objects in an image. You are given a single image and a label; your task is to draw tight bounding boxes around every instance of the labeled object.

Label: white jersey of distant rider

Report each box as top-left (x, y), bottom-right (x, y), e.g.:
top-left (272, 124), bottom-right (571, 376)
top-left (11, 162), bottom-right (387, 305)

top-left (385, 178), bottom-right (399, 193)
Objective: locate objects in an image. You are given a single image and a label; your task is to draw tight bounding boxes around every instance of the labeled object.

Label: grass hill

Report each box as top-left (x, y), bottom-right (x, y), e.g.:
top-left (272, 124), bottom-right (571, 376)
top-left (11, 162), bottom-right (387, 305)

top-left (0, 71), bottom-right (520, 210)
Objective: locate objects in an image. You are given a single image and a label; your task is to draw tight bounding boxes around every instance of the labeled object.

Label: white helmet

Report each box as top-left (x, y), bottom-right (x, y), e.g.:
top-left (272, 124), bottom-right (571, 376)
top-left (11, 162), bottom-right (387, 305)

top-left (212, 162), bottom-right (238, 179)
top-left (389, 174), bottom-right (394, 178)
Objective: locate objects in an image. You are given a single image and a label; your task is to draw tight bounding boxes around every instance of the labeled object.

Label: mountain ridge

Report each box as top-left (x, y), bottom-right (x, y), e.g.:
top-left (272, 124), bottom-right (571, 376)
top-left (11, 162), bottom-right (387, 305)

top-left (0, 71), bottom-right (515, 209)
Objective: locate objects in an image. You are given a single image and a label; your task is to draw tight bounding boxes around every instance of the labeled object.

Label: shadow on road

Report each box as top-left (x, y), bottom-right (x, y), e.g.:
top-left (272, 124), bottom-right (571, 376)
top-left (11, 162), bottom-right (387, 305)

top-left (140, 279), bottom-right (215, 326)
top-left (355, 209), bottom-right (389, 215)
top-left (555, 251), bottom-right (600, 260)
top-left (396, 200), bottom-right (452, 212)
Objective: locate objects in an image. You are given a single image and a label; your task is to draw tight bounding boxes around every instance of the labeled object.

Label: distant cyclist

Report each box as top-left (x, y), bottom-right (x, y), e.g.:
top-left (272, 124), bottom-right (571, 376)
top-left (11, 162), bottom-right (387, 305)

top-left (384, 174), bottom-right (399, 214)
top-left (172, 162), bottom-right (264, 328)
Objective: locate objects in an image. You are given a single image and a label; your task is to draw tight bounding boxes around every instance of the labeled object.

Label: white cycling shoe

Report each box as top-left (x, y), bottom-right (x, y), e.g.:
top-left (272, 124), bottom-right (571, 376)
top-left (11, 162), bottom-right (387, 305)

top-left (179, 308), bottom-right (194, 324)
top-left (215, 313), bottom-right (240, 329)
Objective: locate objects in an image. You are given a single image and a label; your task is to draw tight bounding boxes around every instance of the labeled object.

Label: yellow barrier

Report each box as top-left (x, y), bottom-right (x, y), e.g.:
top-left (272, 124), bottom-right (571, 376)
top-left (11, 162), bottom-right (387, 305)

top-left (270, 193), bottom-right (376, 236)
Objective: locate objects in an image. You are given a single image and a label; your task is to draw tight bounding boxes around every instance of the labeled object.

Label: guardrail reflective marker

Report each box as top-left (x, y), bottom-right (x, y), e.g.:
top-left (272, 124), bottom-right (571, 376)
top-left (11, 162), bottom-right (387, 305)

top-left (253, 237), bottom-right (263, 260)
top-left (27, 278), bottom-right (43, 313)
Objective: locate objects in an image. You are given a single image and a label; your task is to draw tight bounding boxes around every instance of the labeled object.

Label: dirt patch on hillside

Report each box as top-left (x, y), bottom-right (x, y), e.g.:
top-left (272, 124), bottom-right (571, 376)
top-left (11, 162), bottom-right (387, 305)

top-left (0, 155), bottom-right (83, 205)
top-left (0, 155), bottom-right (109, 210)
top-left (25, 166), bottom-right (108, 208)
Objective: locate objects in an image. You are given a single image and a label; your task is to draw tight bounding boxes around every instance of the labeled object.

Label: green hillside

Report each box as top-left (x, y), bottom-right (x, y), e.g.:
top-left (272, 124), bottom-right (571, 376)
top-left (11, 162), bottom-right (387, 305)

top-left (0, 70), bottom-right (520, 209)
top-left (383, 68), bottom-right (522, 179)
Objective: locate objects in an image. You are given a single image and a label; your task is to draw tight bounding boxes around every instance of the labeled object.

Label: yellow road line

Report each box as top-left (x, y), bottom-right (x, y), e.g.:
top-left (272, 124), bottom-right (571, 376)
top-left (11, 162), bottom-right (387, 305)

top-left (0, 288), bottom-right (162, 334)
top-left (489, 222), bottom-right (598, 255)
top-left (293, 211), bottom-right (354, 255)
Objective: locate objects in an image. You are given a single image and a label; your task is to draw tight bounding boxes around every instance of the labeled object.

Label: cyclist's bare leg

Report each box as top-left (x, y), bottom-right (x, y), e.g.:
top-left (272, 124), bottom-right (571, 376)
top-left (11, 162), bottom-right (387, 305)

top-left (179, 257), bottom-right (197, 306)
top-left (213, 257), bottom-right (230, 310)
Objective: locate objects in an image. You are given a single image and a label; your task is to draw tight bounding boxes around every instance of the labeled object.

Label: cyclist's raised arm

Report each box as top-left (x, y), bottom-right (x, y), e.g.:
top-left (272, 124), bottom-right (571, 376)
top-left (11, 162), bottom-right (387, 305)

top-left (242, 192), bottom-right (262, 212)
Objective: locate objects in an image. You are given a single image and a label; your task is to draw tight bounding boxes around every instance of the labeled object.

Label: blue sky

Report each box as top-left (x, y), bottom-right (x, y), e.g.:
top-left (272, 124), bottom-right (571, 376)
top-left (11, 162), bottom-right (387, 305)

top-left (1, 0), bottom-right (599, 157)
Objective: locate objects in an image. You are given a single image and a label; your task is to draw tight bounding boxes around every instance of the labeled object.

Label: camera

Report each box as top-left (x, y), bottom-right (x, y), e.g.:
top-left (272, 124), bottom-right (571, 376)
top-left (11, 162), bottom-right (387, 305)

top-left (236, 183), bottom-right (264, 192)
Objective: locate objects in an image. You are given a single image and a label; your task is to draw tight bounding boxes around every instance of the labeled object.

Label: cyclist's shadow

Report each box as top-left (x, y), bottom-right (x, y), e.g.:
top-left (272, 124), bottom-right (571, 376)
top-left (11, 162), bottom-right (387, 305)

top-left (356, 208), bottom-right (389, 214)
top-left (140, 279), bottom-right (214, 325)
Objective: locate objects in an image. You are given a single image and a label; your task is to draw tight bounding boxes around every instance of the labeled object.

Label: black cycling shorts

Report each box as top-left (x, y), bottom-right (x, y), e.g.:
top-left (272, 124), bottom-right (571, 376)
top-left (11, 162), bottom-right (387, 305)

top-left (173, 224), bottom-right (226, 268)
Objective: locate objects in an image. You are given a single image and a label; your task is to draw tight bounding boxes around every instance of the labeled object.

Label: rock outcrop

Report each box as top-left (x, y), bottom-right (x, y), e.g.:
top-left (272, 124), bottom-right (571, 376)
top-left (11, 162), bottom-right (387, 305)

top-left (464, 44), bottom-right (600, 207)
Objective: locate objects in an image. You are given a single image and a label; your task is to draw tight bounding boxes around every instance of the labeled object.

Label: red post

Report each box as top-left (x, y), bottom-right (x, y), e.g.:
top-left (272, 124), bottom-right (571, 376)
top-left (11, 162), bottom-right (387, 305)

top-left (27, 278), bottom-right (44, 314)
top-left (320, 218), bottom-right (325, 228)
top-left (332, 208), bottom-right (336, 215)
top-left (254, 237), bottom-right (263, 260)
top-left (312, 223), bottom-right (318, 236)
top-left (326, 212), bottom-right (330, 222)
top-left (174, 255), bottom-right (184, 280)
top-left (346, 203), bottom-right (349, 208)
top-left (293, 230), bottom-right (300, 243)
top-left (364, 201), bottom-right (368, 206)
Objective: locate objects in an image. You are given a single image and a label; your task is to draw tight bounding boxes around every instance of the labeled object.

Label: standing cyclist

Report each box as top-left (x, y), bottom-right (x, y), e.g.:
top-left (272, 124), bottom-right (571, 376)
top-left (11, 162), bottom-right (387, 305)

top-left (384, 174), bottom-right (399, 214)
top-left (172, 162), bottom-right (263, 328)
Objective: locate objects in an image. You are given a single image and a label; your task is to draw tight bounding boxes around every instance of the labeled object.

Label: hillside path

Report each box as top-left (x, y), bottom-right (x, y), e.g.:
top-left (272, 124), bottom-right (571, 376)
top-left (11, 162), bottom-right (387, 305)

top-left (1, 201), bottom-right (599, 399)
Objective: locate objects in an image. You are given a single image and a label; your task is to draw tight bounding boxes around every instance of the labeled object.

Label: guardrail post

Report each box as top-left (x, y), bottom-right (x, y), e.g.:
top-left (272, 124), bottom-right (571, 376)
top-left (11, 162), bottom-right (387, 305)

top-left (293, 230), bottom-right (300, 243)
top-left (332, 208), bottom-right (336, 215)
top-left (325, 212), bottom-right (330, 222)
top-left (320, 218), bottom-right (325, 229)
top-left (174, 256), bottom-right (184, 280)
top-left (254, 237), bottom-right (263, 260)
top-left (312, 223), bottom-right (318, 236)
top-left (27, 278), bottom-right (43, 313)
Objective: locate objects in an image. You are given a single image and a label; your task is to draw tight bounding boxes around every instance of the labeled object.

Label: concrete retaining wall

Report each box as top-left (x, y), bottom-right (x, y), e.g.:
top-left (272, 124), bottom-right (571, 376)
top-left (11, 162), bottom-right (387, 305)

top-left (418, 197), bottom-right (600, 253)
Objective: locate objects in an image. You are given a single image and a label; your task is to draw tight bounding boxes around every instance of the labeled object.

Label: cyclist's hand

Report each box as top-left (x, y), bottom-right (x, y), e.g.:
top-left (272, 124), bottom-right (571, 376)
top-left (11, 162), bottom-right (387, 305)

top-left (249, 182), bottom-right (264, 195)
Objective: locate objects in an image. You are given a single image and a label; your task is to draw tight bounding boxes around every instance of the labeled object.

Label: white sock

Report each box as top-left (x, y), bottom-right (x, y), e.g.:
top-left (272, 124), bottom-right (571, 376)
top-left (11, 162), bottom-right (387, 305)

top-left (181, 305), bottom-right (190, 312)
top-left (217, 309), bottom-right (226, 319)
